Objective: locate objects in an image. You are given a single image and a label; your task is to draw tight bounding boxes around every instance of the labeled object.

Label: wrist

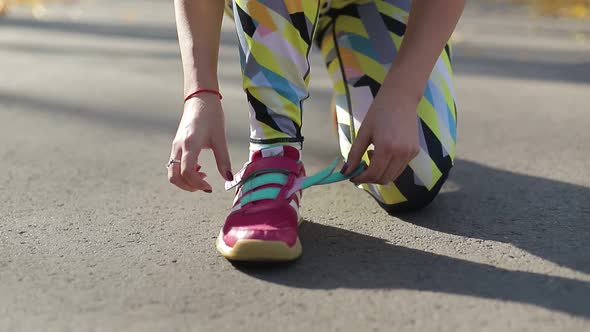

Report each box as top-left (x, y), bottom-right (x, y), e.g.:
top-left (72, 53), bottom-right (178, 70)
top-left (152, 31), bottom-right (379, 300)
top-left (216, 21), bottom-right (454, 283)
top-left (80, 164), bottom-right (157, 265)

top-left (184, 88), bottom-right (223, 103)
top-left (182, 68), bottom-right (219, 95)
top-left (381, 69), bottom-right (425, 109)
top-left (182, 92), bottom-right (223, 118)
top-left (380, 79), bottom-right (423, 111)
top-left (184, 79), bottom-right (219, 96)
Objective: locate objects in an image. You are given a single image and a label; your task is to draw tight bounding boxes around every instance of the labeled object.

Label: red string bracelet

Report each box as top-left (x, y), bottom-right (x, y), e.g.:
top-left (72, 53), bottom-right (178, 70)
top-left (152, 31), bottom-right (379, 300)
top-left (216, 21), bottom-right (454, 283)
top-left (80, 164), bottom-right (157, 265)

top-left (184, 89), bottom-right (223, 103)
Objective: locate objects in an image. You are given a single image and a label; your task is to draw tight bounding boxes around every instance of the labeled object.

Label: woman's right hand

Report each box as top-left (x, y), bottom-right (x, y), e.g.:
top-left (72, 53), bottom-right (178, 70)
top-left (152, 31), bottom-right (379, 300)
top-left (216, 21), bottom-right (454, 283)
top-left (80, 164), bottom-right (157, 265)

top-left (167, 93), bottom-right (233, 193)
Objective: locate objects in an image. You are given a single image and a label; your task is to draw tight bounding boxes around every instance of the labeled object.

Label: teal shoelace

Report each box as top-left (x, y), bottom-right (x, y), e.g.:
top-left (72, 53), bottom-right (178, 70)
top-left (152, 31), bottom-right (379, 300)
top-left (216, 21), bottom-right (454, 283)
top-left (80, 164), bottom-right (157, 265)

top-left (229, 159), bottom-right (367, 207)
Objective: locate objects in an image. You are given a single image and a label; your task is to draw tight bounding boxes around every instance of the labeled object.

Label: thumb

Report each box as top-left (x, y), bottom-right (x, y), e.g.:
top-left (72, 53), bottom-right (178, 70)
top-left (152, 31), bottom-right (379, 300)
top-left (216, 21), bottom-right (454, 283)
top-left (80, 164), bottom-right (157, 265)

top-left (344, 129), bottom-right (370, 176)
top-left (211, 131), bottom-right (233, 181)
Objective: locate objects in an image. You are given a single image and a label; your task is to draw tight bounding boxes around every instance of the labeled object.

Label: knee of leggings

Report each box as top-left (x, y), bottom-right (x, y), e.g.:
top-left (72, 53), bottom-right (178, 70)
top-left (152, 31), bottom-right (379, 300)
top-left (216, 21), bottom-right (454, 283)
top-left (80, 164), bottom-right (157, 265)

top-left (376, 169), bottom-right (451, 215)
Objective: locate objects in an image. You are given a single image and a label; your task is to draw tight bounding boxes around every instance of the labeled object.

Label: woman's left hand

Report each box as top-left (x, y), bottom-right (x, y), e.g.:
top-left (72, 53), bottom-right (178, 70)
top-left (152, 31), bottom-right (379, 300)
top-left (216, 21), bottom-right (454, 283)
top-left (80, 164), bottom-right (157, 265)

top-left (344, 92), bottom-right (420, 185)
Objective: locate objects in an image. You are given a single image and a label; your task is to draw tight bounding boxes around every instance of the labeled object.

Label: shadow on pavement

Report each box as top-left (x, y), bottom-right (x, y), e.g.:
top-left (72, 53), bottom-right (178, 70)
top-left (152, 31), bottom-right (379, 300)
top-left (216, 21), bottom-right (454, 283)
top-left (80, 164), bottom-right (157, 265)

top-left (454, 54), bottom-right (590, 84)
top-left (0, 16), bottom-right (235, 45)
top-left (0, 41), bottom-right (179, 60)
top-left (403, 159), bottom-right (589, 274)
top-left (235, 159), bottom-right (590, 318)
top-left (0, 16), bottom-right (179, 42)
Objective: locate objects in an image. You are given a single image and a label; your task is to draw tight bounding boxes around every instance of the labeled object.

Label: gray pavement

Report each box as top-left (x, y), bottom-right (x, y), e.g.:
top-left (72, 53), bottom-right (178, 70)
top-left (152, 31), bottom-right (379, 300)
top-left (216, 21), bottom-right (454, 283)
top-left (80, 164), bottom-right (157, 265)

top-left (1, 1), bottom-right (589, 331)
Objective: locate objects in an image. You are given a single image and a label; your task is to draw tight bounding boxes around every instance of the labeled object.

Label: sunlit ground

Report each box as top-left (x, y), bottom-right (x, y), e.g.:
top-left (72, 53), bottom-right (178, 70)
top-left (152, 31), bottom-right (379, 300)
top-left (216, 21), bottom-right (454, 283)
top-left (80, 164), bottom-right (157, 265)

top-left (1, 0), bottom-right (589, 19)
top-left (0, 0), bottom-right (72, 18)
top-left (515, 0), bottom-right (590, 18)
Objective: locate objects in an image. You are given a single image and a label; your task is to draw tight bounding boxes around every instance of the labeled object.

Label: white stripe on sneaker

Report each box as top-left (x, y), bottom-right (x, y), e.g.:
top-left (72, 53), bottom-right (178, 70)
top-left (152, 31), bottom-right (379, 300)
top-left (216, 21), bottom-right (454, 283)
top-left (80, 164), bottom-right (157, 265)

top-left (261, 146), bottom-right (285, 158)
top-left (289, 199), bottom-right (300, 221)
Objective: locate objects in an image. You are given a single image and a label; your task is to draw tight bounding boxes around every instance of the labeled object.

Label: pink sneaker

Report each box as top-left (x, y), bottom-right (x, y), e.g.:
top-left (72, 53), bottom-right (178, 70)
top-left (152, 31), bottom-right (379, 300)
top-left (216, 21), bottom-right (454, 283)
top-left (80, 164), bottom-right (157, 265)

top-left (216, 145), bottom-right (365, 262)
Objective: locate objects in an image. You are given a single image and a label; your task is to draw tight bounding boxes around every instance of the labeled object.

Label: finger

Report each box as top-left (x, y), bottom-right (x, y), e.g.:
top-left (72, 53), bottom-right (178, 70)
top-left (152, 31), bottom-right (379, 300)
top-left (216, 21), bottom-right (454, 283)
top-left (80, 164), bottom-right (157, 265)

top-left (343, 129), bottom-right (371, 176)
top-left (210, 130), bottom-right (233, 181)
top-left (384, 147), bottom-right (419, 184)
top-left (169, 163), bottom-right (198, 192)
top-left (390, 162), bottom-right (408, 184)
top-left (389, 152), bottom-right (417, 184)
top-left (181, 150), bottom-right (212, 192)
top-left (168, 148), bottom-right (196, 192)
top-left (382, 157), bottom-right (404, 185)
top-left (351, 147), bottom-right (391, 184)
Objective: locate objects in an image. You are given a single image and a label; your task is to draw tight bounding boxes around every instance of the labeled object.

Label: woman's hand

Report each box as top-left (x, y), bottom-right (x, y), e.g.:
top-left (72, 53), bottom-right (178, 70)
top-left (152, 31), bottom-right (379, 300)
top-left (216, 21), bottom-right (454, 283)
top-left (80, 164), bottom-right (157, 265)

top-left (167, 94), bottom-right (232, 193)
top-left (340, 0), bottom-right (464, 185)
top-left (344, 92), bottom-right (420, 185)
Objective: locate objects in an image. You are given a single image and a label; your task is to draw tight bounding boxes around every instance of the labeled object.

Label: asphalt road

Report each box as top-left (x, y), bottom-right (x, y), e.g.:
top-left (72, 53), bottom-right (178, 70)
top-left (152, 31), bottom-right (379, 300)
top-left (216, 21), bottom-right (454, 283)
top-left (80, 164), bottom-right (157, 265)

top-left (1, 1), bottom-right (589, 331)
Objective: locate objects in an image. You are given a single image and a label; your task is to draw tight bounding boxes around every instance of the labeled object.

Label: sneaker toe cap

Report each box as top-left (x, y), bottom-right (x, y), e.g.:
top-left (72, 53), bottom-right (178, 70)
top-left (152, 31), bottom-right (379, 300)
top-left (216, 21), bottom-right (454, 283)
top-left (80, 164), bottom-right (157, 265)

top-left (222, 201), bottom-right (299, 247)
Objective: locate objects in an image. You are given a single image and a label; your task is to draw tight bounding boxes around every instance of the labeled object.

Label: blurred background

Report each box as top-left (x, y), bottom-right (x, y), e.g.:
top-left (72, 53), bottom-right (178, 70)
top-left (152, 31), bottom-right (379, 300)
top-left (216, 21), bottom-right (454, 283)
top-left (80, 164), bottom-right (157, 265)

top-left (3, 0), bottom-right (590, 18)
top-left (1, 1), bottom-right (589, 331)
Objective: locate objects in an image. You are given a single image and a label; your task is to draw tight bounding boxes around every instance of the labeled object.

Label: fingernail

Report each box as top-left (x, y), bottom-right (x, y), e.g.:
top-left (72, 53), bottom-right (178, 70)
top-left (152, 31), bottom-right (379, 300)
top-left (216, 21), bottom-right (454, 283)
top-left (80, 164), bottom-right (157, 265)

top-left (340, 162), bottom-right (348, 174)
top-left (195, 165), bottom-right (201, 172)
top-left (226, 171), bottom-right (234, 181)
top-left (204, 189), bottom-right (212, 194)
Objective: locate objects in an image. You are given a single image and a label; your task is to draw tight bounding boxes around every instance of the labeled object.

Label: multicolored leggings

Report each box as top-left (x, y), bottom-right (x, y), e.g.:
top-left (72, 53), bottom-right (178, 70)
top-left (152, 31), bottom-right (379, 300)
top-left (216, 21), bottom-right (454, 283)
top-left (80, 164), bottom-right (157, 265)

top-left (230, 0), bottom-right (457, 213)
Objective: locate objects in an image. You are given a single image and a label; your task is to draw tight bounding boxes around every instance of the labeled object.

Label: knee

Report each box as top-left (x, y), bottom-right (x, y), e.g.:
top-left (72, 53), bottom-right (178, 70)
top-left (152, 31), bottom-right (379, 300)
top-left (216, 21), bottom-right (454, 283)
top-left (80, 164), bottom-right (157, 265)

top-left (375, 169), bottom-right (451, 215)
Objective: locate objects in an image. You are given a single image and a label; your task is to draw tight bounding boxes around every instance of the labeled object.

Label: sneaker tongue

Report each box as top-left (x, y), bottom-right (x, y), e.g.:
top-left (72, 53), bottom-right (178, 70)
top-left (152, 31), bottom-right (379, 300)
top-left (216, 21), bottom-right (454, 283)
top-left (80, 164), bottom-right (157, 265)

top-left (250, 145), bottom-right (300, 162)
top-left (224, 145), bottom-right (301, 192)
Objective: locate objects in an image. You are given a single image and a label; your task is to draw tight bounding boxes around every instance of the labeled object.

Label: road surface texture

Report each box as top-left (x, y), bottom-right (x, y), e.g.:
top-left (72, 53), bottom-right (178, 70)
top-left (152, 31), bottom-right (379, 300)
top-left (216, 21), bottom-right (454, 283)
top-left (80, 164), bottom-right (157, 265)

top-left (1, 1), bottom-right (589, 331)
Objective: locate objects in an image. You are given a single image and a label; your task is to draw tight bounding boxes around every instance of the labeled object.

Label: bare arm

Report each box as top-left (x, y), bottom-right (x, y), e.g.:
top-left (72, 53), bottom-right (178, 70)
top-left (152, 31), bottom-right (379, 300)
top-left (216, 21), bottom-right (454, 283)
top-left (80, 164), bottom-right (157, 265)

top-left (347, 0), bottom-right (465, 184)
top-left (385, 0), bottom-right (465, 104)
top-left (174, 0), bottom-right (225, 95)
top-left (168, 0), bottom-right (232, 193)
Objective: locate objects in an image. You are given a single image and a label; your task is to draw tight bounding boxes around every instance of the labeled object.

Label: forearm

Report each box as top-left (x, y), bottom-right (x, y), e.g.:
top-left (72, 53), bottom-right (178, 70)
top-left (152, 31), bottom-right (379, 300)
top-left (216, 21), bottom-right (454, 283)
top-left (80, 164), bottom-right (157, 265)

top-left (384, 0), bottom-right (465, 104)
top-left (174, 0), bottom-right (225, 95)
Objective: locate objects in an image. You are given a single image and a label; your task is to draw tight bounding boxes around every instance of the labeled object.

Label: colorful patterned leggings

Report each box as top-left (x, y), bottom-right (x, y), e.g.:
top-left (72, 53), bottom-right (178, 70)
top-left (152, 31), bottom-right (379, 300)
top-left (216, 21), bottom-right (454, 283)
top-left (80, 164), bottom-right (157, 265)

top-left (231, 0), bottom-right (457, 213)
